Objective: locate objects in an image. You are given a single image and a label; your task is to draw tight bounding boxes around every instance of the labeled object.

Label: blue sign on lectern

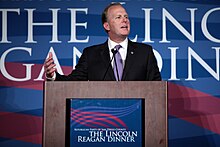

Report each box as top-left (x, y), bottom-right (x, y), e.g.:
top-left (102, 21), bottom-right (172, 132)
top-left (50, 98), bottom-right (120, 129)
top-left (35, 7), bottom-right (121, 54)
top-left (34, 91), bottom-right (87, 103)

top-left (66, 98), bottom-right (144, 147)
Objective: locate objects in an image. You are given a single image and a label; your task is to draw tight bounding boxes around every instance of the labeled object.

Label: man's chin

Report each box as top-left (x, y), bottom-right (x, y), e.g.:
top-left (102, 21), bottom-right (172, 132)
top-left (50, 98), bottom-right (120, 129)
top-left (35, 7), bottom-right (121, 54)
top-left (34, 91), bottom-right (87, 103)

top-left (121, 32), bottom-right (130, 36)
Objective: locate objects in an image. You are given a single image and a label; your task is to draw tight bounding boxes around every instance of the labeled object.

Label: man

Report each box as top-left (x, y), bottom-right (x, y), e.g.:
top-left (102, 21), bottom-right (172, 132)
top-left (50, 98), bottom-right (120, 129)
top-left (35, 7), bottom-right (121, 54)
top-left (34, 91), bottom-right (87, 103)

top-left (44, 3), bottom-right (161, 81)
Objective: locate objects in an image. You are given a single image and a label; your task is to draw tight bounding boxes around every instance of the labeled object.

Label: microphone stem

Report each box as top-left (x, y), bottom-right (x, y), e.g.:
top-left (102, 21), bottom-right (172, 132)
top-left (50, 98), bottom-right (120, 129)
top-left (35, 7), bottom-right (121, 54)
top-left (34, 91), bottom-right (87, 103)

top-left (102, 55), bottom-right (114, 80)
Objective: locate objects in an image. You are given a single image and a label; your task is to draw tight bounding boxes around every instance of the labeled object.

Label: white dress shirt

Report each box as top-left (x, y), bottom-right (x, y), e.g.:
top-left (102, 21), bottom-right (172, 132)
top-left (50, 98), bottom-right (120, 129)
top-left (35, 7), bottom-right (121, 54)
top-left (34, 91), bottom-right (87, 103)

top-left (108, 38), bottom-right (128, 68)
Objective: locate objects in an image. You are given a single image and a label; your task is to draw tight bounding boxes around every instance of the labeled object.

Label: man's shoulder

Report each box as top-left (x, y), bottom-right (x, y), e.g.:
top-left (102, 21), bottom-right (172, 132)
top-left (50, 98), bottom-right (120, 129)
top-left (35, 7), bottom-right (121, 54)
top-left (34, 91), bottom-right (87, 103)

top-left (84, 42), bottom-right (107, 51)
top-left (129, 40), bottom-right (153, 49)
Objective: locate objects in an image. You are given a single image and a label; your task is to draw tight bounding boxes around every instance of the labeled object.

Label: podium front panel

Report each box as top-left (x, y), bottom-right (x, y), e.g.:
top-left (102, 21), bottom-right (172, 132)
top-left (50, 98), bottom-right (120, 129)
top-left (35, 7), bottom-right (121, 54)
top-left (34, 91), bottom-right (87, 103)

top-left (43, 81), bottom-right (167, 147)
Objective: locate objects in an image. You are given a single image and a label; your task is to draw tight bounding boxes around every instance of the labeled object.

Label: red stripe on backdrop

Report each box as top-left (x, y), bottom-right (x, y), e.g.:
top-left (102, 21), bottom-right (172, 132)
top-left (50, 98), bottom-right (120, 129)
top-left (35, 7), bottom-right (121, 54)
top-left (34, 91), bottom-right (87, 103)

top-left (168, 82), bottom-right (220, 134)
top-left (0, 111), bottom-right (42, 144)
top-left (0, 62), bottom-right (72, 90)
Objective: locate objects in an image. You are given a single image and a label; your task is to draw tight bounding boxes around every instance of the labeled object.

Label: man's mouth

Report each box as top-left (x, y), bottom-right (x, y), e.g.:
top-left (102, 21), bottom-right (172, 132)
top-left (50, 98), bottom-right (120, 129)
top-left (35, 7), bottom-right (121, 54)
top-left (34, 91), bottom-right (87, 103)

top-left (121, 26), bottom-right (128, 29)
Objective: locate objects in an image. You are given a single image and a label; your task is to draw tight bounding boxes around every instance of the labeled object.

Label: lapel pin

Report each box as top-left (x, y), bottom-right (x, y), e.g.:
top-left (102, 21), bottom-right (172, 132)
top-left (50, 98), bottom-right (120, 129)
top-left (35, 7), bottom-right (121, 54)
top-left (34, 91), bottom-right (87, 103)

top-left (131, 51), bottom-right (134, 55)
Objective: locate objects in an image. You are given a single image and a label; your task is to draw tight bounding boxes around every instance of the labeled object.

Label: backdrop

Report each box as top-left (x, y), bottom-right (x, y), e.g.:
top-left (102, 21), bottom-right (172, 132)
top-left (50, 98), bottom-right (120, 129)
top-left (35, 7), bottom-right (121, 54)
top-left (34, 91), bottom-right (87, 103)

top-left (0, 0), bottom-right (220, 147)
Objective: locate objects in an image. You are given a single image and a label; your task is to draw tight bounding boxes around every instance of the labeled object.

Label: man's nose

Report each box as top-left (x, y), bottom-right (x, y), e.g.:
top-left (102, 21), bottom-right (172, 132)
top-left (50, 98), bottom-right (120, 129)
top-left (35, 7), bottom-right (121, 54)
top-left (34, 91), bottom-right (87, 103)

top-left (122, 17), bottom-right (128, 22)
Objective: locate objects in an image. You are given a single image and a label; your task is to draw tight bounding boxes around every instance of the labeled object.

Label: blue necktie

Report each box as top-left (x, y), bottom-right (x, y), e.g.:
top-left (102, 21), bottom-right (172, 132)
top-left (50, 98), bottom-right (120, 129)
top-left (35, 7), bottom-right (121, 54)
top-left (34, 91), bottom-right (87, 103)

top-left (114, 45), bottom-right (123, 81)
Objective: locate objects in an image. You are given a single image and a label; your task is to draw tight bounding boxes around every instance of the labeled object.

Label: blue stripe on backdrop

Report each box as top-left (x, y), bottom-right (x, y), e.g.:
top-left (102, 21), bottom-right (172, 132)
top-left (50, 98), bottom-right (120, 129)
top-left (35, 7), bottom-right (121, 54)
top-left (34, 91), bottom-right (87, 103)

top-left (166, 0), bottom-right (220, 5)
top-left (169, 116), bottom-right (215, 140)
top-left (18, 108), bottom-right (42, 117)
top-left (169, 134), bottom-right (220, 147)
top-left (168, 107), bottom-right (220, 146)
top-left (0, 138), bottom-right (41, 147)
top-left (0, 87), bottom-right (43, 115)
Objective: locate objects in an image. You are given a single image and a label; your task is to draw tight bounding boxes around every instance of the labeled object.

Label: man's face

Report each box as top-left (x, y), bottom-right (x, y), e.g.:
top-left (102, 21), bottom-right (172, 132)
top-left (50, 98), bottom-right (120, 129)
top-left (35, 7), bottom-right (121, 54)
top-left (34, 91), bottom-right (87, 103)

top-left (104, 5), bottom-right (130, 42)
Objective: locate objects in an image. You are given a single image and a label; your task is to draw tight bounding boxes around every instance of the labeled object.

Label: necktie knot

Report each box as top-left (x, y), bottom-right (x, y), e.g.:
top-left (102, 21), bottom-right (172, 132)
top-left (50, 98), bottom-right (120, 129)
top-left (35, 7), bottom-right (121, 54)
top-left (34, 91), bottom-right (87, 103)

top-left (115, 45), bottom-right (122, 51)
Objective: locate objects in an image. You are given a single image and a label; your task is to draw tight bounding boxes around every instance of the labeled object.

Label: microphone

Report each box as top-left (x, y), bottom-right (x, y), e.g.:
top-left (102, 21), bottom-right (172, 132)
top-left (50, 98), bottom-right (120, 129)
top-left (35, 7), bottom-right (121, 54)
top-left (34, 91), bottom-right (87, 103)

top-left (102, 49), bottom-right (118, 80)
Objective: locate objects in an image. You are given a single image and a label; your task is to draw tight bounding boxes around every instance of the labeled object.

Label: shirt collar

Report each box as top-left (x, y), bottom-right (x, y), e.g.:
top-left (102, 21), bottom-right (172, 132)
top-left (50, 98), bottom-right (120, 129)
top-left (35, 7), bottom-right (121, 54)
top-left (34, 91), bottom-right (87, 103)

top-left (108, 38), bottom-right (128, 51)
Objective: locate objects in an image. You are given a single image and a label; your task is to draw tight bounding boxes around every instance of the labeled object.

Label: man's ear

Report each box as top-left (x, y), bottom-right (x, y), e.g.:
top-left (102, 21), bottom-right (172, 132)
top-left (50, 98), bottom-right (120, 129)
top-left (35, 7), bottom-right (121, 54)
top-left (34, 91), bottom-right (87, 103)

top-left (103, 22), bottom-right (110, 31)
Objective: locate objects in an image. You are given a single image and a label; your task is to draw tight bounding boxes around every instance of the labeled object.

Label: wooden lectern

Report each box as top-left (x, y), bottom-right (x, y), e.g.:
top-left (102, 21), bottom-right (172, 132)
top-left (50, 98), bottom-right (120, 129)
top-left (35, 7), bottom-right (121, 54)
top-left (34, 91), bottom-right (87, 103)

top-left (43, 81), bottom-right (167, 147)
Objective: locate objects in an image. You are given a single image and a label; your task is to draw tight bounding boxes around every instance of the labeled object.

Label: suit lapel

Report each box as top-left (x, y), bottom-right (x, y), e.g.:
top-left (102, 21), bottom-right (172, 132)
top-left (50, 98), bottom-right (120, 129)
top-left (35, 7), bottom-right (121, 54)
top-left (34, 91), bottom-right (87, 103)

top-left (122, 40), bottom-right (136, 80)
top-left (100, 41), bottom-right (116, 81)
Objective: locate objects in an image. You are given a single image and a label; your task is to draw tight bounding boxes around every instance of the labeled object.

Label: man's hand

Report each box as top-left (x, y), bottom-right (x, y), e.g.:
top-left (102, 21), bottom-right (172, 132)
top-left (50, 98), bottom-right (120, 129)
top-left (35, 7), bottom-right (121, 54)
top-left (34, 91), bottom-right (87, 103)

top-left (44, 52), bottom-right (56, 78)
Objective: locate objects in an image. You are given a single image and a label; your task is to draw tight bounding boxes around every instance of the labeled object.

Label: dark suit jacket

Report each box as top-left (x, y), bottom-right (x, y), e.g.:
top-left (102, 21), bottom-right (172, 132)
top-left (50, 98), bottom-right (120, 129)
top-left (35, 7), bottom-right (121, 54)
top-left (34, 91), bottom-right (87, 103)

top-left (56, 40), bottom-right (161, 81)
